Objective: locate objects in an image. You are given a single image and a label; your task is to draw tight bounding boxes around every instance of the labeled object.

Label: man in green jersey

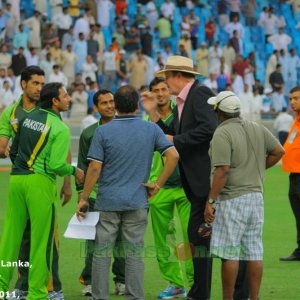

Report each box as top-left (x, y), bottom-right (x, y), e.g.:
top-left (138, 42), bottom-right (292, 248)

top-left (0, 66), bottom-right (71, 300)
top-left (146, 77), bottom-right (193, 299)
top-left (76, 90), bottom-right (125, 297)
top-left (0, 82), bottom-right (84, 300)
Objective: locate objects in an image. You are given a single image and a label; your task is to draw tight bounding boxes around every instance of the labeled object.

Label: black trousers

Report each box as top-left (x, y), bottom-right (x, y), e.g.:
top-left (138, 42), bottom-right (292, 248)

top-left (289, 173), bottom-right (300, 257)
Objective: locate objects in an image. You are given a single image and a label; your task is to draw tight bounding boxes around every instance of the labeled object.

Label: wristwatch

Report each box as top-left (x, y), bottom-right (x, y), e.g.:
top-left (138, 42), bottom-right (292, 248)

top-left (207, 198), bottom-right (216, 205)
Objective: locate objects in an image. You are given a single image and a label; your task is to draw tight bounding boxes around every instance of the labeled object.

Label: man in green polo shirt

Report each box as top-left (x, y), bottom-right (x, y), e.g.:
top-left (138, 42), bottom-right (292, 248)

top-left (146, 77), bottom-right (193, 299)
top-left (76, 89), bottom-right (125, 297)
top-left (0, 66), bottom-right (71, 300)
top-left (0, 82), bottom-right (84, 300)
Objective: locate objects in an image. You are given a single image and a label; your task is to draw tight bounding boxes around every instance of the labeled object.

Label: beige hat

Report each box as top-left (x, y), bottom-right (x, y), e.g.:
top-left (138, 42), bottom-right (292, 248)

top-left (156, 56), bottom-right (202, 77)
top-left (207, 91), bottom-right (240, 113)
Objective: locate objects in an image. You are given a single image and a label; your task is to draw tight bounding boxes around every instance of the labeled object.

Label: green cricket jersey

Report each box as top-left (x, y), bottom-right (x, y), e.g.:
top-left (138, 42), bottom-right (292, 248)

top-left (0, 96), bottom-right (37, 140)
top-left (10, 108), bottom-right (75, 181)
top-left (147, 101), bottom-right (181, 188)
top-left (76, 121), bottom-right (101, 199)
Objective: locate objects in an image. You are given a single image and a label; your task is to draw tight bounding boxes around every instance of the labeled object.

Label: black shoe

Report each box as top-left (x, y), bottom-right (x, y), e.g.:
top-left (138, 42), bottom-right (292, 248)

top-left (279, 254), bottom-right (300, 261)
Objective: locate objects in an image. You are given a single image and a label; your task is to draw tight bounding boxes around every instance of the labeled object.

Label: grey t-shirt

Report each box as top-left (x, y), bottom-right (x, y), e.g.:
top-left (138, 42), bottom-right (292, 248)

top-left (87, 116), bottom-right (173, 211)
top-left (209, 118), bottom-right (280, 200)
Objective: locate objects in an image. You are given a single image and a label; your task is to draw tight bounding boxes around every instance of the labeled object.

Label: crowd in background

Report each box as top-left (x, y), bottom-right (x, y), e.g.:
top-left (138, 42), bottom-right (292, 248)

top-left (0, 0), bottom-right (300, 122)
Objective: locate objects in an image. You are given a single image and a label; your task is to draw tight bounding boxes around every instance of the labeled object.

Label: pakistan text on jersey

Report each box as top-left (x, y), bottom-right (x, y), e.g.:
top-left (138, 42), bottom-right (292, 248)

top-left (23, 118), bottom-right (50, 133)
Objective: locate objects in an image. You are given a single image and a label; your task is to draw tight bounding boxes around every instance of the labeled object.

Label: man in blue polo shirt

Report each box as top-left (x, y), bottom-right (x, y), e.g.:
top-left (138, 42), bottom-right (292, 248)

top-left (76, 85), bottom-right (179, 300)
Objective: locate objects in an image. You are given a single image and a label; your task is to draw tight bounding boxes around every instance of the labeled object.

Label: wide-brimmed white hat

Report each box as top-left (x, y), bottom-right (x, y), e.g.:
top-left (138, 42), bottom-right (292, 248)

top-left (156, 56), bottom-right (202, 77)
top-left (207, 91), bottom-right (240, 113)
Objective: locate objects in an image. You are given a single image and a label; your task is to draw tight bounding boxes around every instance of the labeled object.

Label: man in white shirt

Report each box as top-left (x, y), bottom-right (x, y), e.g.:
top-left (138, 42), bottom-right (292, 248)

top-left (258, 9), bottom-right (279, 41)
top-left (225, 15), bottom-right (245, 39)
top-left (52, 6), bottom-right (72, 41)
top-left (0, 80), bottom-right (14, 111)
top-left (95, 0), bottom-right (114, 28)
top-left (268, 27), bottom-right (292, 52)
top-left (48, 64), bottom-right (68, 87)
top-left (102, 45), bottom-right (116, 91)
top-left (160, 0), bottom-right (175, 20)
top-left (274, 108), bottom-right (294, 144)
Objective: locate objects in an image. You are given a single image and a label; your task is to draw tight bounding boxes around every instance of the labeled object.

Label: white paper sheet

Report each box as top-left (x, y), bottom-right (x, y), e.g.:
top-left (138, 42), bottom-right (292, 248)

top-left (64, 212), bottom-right (100, 240)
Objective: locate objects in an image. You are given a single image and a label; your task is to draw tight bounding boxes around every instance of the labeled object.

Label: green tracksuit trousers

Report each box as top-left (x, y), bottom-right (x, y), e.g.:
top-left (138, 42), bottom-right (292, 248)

top-left (0, 174), bottom-right (56, 300)
top-left (149, 186), bottom-right (194, 288)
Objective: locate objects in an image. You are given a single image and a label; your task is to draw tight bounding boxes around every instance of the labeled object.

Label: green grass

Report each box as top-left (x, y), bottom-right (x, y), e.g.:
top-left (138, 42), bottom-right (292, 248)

top-left (0, 166), bottom-right (300, 299)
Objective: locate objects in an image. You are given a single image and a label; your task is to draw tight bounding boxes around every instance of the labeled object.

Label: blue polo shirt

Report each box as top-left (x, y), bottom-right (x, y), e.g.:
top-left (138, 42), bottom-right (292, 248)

top-left (87, 115), bottom-right (173, 211)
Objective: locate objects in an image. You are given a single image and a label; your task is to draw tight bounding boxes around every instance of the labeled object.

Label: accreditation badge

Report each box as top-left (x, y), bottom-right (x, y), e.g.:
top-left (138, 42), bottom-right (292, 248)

top-left (288, 129), bottom-right (298, 144)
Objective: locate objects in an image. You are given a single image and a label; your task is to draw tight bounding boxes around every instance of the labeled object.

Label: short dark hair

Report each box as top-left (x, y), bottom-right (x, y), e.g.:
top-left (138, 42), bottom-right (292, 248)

top-left (40, 82), bottom-right (63, 109)
top-left (149, 77), bottom-right (167, 91)
top-left (290, 86), bottom-right (300, 94)
top-left (114, 85), bottom-right (139, 113)
top-left (20, 66), bottom-right (44, 83)
top-left (93, 89), bottom-right (112, 106)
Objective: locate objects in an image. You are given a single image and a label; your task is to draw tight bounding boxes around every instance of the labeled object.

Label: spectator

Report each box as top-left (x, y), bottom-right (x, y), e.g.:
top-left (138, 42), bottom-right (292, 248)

top-left (189, 10), bottom-right (200, 50)
top-left (25, 47), bottom-right (39, 66)
top-left (146, 0), bottom-right (158, 31)
top-left (49, 40), bottom-right (64, 67)
top-left (42, 23), bottom-right (58, 47)
top-left (52, 6), bottom-right (72, 42)
top-left (156, 14), bottom-right (172, 48)
top-left (73, 32), bottom-right (88, 74)
top-left (74, 12), bottom-right (90, 40)
top-left (0, 80), bottom-right (14, 111)
top-left (268, 27), bottom-right (292, 52)
top-left (40, 52), bottom-right (55, 83)
top-left (271, 87), bottom-right (287, 113)
top-left (113, 26), bottom-right (125, 49)
top-left (102, 45), bottom-right (117, 91)
top-left (269, 64), bottom-right (284, 91)
top-left (287, 49), bottom-right (300, 94)
top-left (225, 14), bottom-right (245, 39)
top-left (243, 0), bottom-right (256, 26)
top-left (229, 0), bottom-right (241, 21)
top-left (0, 8), bottom-right (9, 31)
top-left (82, 55), bottom-right (98, 83)
top-left (238, 83), bottom-right (254, 120)
top-left (180, 15), bottom-right (191, 38)
top-left (195, 42), bottom-right (209, 77)
top-left (116, 49), bottom-right (129, 86)
top-left (0, 68), bottom-right (13, 88)
top-left (203, 73), bottom-right (218, 93)
top-left (23, 10), bottom-right (41, 50)
top-left (141, 26), bottom-right (153, 57)
top-left (32, 0), bottom-right (47, 15)
top-left (10, 47), bottom-right (27, 76)
top-left (0, 44), bottom-right (11, 70)
top-left (62, 26), bottom-right (75, 50)
top-left (208, 41), bottom-right (223, 74)
top-left (258, 6), bottom-right (269, 24)
top-left (218, 0), bottom-right (229, 26)
top-left (252, 87), bottom-right (263, 122)
top-left (258, 7), bottom-right (279, 42)
top-left (129, 48), bottom-right (147, 90)
top-left (233, 55), bottom-right (248, 78)
top-left (178, 43), bottom-right (188, 58)
top-left (4, 3), bottom-right (17, 43)
top-left (205, 16), bottom-right (217, 47)
top-left (216, 66), bottom-right (231, 92)
top-left (124, 26), bottom-right (140, 54)
top-left (274, 108), bottom-right (294, 145)
top-left (69, 0), bottom-right (81, 22)
top-left (160, 0), bottom-right (175, 20)
top-left (87, 32), bottom-right (99, 64)
top-left (265, 50), bottom-right (279, 88)
top-left (96, 0), bottom-right (114, 28)
top-left (134, 4), bottom-right (147, 28)
top-left (178, 34), bottom-right (192, 58)
top-left (81, 107), bottom-right (98, 132)
top-left (71, 83), bottom-right (88, 116)
top-left (93, 24), bottom-right (106, 55)
top-left (262, 87), bottom-right (273, 115)
top-left (115, 0), bottom-right (127, 16)
top-left (232, 70), bottom-right (244, 94)
top-left (50, 0), bottom-right (63, 17)
top-left (48, 64), bottom-right (68, 87)
top-left (13, 24), bottom-right (30, 51)
top-left (62, 44), bottom-right (77, 86)
top-left (229, 30), bottom-right (241, 54)
top-left (222, 40), bottom-right (236, 73)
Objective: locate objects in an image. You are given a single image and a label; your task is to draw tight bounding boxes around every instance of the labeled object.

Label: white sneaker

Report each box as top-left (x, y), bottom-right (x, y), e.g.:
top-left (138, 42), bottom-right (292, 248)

top-left (115, 282), bottom-right (125, 296)
top-left (6, 289), bottom-right (28, 299)
top-left (47, 290), bottom-right (64, 300)
top-left (82, 285), bottom-right (92, 296)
